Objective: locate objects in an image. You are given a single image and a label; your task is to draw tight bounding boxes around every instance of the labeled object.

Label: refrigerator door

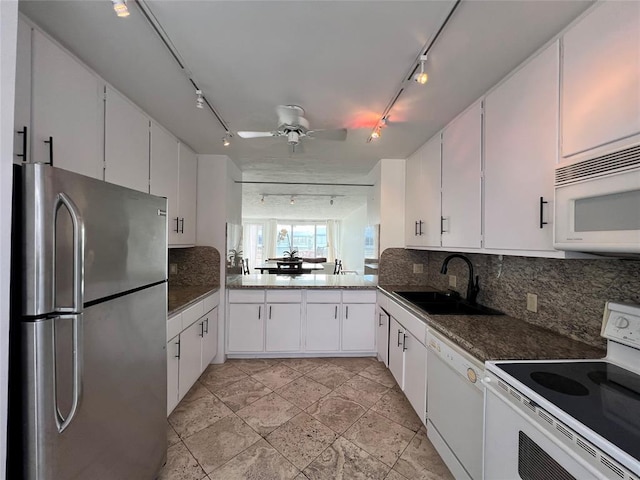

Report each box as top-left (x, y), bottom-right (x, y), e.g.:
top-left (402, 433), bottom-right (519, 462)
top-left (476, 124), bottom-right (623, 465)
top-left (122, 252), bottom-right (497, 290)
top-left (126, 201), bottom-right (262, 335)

top-left (22, 283), bottom-right (167, 479)
top-left (22, 163), bottom-right (167, 316)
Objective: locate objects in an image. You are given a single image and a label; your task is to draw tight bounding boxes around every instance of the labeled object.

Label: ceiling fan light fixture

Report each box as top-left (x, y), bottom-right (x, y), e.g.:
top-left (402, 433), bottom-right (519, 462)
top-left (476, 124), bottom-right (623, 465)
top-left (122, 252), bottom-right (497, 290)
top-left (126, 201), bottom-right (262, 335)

top-left (287, 131), bottom-right (300, 145)
top-left (112, 0), bottom-right (130, 17)
top-left (414, 55), bottom-right (429, 85)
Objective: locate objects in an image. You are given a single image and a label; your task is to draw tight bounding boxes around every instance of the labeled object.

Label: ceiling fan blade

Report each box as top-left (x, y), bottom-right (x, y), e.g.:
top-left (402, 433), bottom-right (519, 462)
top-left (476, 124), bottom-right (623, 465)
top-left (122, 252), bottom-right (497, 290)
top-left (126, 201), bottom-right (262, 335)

top-left (307, 128), bottom-right (348, 141)
top-left (237, 131), bottom-right (277, 138)
top-left (276, 105), bottom-right (305, 125)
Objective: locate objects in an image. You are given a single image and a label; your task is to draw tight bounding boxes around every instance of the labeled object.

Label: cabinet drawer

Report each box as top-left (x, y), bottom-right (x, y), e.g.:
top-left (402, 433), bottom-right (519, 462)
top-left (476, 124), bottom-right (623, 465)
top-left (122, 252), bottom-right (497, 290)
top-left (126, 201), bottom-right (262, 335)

top-left (306, 290), bottom-right (341, 303)
top-left (342, 290), bottom-right (376, 303)
top-left (181, 301), bottom-right (204, 330)
top-left (377, 291), bottom-right (390, 311)
top-left (229, 289), bottom-right (265, 303)
top-left (387, 300), bottom-right (427, 346)
top-left (203, 291), bottom-right (220, 313)
top-left (266, 289), bottom-right (302, 303)
top-left (167, 313), bottom-right (182, 340)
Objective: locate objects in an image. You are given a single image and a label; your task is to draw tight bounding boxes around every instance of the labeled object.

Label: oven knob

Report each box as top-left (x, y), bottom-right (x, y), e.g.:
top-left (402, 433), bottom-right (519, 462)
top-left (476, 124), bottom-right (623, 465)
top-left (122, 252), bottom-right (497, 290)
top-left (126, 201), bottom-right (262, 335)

top-left (467, 368), bottom-right (478, 383)
top-left (614, 316), bottom-right (630, 329)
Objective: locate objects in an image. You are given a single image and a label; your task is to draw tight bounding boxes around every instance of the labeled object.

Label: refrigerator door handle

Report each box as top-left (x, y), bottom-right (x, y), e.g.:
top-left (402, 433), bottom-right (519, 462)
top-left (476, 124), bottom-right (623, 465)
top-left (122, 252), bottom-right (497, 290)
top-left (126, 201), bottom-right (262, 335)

top-left (54, 192), bottom-right (85, 314)
top-left (55, 313), bottom-right (84, 433)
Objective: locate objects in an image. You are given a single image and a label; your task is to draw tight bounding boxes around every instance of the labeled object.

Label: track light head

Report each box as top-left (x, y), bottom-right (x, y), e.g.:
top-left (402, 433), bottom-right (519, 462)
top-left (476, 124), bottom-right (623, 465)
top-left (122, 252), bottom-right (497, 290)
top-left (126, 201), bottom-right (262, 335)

top-left (414, 54), bottom-right (429, 85)
top-left (222, 135), bottom-right (230, 147)
top-left (370, 128), bottom-right (381, 140)
top-left (290, 196), bottom-right (295, 205)
top-left (195, 90), bottom-right (204, 109)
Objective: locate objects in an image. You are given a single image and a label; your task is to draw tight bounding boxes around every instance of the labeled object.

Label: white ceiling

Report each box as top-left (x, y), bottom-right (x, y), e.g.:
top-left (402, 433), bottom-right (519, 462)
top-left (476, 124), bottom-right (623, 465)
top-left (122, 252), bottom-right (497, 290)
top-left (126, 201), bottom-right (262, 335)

top-left (19, 0), bottom-right (593, 219)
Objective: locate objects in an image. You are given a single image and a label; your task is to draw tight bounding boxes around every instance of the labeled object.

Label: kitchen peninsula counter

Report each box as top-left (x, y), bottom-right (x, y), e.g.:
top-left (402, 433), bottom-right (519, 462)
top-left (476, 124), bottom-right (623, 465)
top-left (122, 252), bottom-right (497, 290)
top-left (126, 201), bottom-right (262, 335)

top-left (226, 274), bottom-right (378, 289)
top-left (379, 285), bottom-right (605, 363)
top-left (168, 284), bottom-right (220, 316)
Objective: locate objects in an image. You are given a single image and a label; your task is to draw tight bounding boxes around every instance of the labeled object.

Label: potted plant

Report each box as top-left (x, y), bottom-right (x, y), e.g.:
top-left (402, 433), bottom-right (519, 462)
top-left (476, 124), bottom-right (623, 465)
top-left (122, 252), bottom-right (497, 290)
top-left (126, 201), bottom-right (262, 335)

top-left (282, 249), bottom-right (301, 263)
top-left (228, 249), bottom-right (243, 267)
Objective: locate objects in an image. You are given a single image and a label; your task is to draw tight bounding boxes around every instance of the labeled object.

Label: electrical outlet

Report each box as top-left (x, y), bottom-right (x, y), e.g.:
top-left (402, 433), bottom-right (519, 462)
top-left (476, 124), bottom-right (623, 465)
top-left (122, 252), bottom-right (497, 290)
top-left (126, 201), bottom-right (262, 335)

top-left (413, 263), bottom-right (424, 274)
top-left (169, 263), bottom-right (178, 275)
top-left (449, 275), bottom-right (457, 288)
top-left (527, 293), bottom-right (538, 313)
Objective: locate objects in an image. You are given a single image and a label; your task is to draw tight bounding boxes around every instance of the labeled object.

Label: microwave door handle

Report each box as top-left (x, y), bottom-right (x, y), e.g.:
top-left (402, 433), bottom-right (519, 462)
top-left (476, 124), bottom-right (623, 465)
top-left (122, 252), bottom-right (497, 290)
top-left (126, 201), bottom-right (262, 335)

top-left (53, 193), bottom-right (85, 314)
top-left (54, 313), bottom-right (84, 433)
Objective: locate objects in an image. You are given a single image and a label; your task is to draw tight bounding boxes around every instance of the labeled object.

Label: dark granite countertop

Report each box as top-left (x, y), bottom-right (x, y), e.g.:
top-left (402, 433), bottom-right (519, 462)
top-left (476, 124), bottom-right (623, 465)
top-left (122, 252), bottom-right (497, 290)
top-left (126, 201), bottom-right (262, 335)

top-left (226, 274), bottom-right (378, 289)
top-left (168, 284), bottom-right (220, 317)
top-left (379, 285), bottom-right (606, 363)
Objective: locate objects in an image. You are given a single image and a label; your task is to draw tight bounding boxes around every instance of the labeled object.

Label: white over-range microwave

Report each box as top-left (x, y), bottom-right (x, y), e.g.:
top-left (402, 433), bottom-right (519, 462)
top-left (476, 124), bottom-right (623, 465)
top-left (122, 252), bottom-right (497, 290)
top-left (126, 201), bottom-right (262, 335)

top-left (554, 143), bottom-right (640, 254)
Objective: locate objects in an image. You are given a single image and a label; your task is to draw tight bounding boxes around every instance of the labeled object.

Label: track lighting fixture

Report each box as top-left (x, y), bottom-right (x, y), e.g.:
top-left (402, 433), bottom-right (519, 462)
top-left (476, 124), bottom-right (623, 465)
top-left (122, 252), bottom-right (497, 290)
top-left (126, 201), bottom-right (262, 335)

top-left (290, 196), bottom-right (295, 205)
top-left (195, 90), bottom-right (204, 109)
top-left (330, 196), bottom-right (335, 206)
top-left (222, 134), bottom-right (230, 147)
top-left (414, 55), bottom-right (429, 85)
top-left (370, 128), bottom-right (381, 140)
top-left (112, 0), bottom-right (130, 17)
top-left (260, 195), bottom-right (265, 204)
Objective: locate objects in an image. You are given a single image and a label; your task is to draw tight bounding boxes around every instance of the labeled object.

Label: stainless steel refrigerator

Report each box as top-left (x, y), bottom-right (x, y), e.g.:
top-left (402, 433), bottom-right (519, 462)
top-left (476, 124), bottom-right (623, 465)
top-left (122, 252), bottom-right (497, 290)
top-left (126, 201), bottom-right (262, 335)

top-left (9, 163), bottom-right (168, 479)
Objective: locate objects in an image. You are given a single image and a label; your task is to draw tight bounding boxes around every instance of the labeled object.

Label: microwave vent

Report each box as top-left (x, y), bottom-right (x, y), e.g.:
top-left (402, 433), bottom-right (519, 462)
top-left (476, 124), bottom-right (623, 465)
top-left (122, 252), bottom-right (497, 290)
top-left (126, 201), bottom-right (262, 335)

top-left (556, 145), bottom-right (640, 185)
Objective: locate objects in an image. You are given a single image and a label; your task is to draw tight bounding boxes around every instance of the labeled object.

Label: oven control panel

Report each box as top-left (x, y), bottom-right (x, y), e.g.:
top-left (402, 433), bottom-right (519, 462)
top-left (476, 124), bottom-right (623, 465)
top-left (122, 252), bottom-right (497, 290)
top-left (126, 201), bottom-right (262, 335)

top-left (602, 302), bottom-right (640, 349)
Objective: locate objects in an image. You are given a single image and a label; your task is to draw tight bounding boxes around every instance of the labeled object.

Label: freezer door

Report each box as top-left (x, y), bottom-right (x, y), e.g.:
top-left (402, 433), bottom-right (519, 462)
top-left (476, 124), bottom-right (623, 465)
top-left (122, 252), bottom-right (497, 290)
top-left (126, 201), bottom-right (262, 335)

top-left (21, 163), bottom-right (167, 316)
top-left (22, 283), bottom-right (167, 479)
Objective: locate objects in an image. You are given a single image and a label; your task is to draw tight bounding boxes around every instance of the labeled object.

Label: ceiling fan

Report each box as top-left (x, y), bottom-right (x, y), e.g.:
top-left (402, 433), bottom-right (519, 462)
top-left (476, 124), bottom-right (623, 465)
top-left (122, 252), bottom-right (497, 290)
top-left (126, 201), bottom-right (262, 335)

top-left (237, 105), bottom-right (348, 148)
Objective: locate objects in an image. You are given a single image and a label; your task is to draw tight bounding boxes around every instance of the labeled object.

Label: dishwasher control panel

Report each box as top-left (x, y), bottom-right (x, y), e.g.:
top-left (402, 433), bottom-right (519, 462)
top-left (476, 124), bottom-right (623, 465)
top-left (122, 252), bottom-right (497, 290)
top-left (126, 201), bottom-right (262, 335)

top-left (427, 331), bottom-right (483, 389)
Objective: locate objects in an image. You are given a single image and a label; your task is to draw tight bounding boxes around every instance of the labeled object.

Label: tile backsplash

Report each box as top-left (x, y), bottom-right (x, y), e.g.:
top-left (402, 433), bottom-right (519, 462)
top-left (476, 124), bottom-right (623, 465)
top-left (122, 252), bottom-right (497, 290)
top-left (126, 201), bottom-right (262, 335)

top-left (168, 246), bottom-right (220, 287)
top-left (380, 248), bottom-right (640, 348)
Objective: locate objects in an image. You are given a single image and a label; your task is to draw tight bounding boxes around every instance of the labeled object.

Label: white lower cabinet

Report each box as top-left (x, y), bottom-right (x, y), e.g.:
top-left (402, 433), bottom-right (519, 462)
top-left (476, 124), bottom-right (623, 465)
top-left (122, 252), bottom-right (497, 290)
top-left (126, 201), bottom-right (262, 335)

top-left (226, 289), bottom-right (376, 355)
top-left (228, 303), bottom-right (264, 352)
top-left (342, 303), bottom-right (376, 351)
top-left (306, 303), bottom-right (340, 351)
top-left (265, 303), bottom-right (302, 352)
top-left (167, 292), bottom-right (219, 415)
top-left (403, 331), bottom-right (428, 423)
top-left (376, 305), bottom-right (389, 366)
top-left (388, 317), bottom-right (405, 389)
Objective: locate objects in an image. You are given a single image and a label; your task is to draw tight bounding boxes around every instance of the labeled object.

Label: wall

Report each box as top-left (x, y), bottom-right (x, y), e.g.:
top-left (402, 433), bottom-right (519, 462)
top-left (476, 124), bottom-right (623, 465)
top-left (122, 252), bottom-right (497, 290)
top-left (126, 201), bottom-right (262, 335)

top-left (339, 204), bottom-right (367, 274)
top-left (1, 2), bottom-right (18, 476)
top-left (366, 159), bottom-right (406, 253)
top-left (168, 246), bottom-right (220, 287)
top-left (196, 155), bottom-right (242, 363)
top-left (379, 248), bottom-right (640, 348)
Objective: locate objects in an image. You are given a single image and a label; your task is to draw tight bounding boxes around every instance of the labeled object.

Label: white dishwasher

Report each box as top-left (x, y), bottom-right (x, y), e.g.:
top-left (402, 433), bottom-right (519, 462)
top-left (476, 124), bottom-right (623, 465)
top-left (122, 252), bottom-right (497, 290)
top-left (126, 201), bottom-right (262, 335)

top-left (427, 329), bottom-right (484, 480)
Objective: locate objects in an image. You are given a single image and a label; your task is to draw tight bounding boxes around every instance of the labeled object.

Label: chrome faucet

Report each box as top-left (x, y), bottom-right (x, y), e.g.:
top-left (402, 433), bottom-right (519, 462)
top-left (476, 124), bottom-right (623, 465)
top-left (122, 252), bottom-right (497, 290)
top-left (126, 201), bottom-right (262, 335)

top-left (439, 254), bottom-right (480, 304)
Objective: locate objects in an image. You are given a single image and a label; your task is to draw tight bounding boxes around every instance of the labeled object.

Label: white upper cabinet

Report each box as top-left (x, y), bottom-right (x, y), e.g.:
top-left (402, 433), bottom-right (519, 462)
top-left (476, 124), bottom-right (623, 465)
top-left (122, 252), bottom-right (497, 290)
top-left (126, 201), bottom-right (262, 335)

top-left (484, 42), bottom-right (559, 252)
top-left (405, 135), bottom-right (441, 248)
top-left (441, 102), bottom-right (482, 249)
top-left (561, 1), bottom-right (640, 158)
top-left (178, 143), bottom-right (198, 245)
top-left (14, 17), bottom-right (31, 164)
top-left (105, 87), bottom-right (150, 193)
top-left (31, 30), bottom-right (103, 179)
top-left (150, 122), bottom-right (180, 244)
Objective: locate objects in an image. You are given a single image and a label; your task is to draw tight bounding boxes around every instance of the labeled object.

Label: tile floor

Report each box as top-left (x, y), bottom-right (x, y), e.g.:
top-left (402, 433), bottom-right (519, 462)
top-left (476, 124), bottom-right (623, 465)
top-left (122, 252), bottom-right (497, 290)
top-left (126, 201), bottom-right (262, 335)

top-left (161, 357), bottom-right (454, 480)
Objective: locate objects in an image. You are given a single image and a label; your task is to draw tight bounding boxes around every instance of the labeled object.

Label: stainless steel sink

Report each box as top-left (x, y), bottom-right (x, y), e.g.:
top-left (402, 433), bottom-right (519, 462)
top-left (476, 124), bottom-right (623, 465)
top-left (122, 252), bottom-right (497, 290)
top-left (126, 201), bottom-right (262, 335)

top-left (394, 291), bottom-right (504, 316)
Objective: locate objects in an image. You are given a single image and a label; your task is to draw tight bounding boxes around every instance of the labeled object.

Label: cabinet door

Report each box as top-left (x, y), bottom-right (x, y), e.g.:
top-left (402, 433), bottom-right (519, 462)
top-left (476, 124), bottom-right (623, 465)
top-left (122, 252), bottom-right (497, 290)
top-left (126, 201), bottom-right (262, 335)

top-left (442, 102), bottom-right (482, 248)
top-left (228, 303), bottom-right (264, 352)
top-left (405, 147), bottom-right (425, 247)
top-left (388, 318), bottom-right (404, 389)
top-left (150, 122), bottom-right (180, 244)
top-left (31, 30), bottom-right (103, 178)
top-left (376, 307), bottom-right (389, 366)
top-left (178, 143), bottom-right (197, 245)
top-left (201, 307), bottom-right (218, 370)
top-left (167, 336), bottom-right (180, 415)
top-left (14, 17), bottom-right (31, 164)
top-left (484, 42), bottom-right (559, 251)
top-left (342, 303), bottom-right (376, 352)
top-left (104, 87), bottom-right (150, 193)
top-left (265, 303), bottom-right (302, 352)
top-left (178, 319), bottom-right (205, 400)
top-left (403, 332), bottom-right (427, 425)
top-left (306, 303), bottom-right (340, 351)
top-left (562, 2), bottom-right (640, 158)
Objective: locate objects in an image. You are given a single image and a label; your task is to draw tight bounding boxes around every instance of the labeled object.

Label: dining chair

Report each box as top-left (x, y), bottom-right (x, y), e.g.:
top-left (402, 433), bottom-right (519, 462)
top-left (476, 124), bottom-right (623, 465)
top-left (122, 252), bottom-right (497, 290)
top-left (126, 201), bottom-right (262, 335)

top-left (242, 258), bottom-right (249, 275)
top-left (333, 259), bottom-right (342, 274)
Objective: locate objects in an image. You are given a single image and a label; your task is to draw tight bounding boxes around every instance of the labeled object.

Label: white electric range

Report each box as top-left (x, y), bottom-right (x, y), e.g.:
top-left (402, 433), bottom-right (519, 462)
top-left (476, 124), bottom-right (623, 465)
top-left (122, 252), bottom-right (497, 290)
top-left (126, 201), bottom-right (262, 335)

top-left (484, 302), bottom-right (640, 480)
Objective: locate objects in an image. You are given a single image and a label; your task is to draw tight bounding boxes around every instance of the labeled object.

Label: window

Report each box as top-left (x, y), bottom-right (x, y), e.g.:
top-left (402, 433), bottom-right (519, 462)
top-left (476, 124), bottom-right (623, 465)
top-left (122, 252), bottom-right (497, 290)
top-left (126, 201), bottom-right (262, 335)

top-left (276, 223), bottom-right (327, 258)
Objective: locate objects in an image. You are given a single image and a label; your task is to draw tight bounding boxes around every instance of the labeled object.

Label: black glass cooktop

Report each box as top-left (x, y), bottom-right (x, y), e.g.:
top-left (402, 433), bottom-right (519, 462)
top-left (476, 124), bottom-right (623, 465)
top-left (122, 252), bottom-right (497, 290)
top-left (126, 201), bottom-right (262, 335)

top-left (497, 361), bottom-right (640, 463)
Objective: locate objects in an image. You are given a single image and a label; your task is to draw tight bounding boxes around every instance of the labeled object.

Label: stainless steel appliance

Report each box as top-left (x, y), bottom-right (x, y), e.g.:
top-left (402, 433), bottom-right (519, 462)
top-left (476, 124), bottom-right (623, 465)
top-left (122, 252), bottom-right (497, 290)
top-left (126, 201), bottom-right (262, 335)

top-left (9, 163), bottom-right (168, 479)
top-left (484, 302), bottom-right (640, 479)
top-left (427, 329), bottom-right (484, 480)
top-left (554, 142), bottom-right (640, 254)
